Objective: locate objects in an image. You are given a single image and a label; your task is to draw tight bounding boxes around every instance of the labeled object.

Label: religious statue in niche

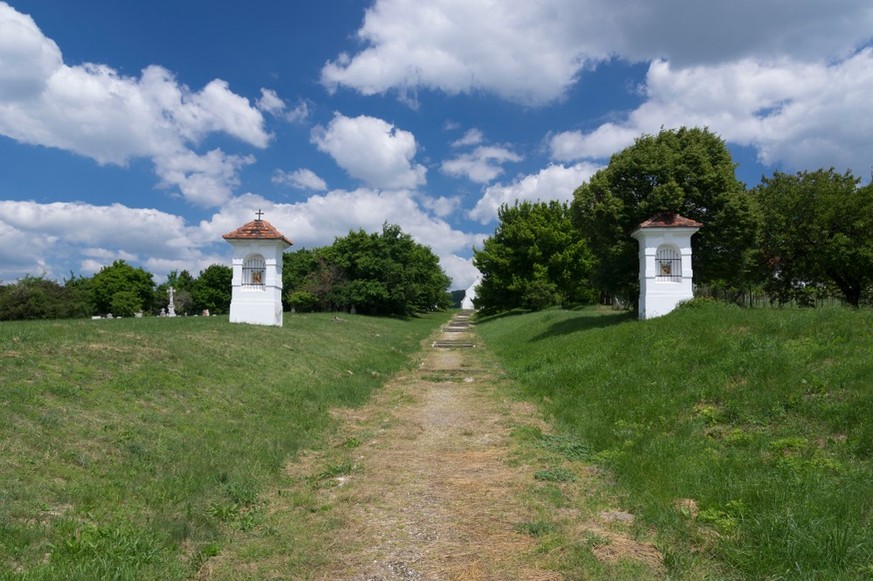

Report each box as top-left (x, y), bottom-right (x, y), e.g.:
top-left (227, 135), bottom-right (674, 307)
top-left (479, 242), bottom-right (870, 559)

top-left (659, 261), bottom-right (672, 277)
top-left (251, 270), bottom-right (263, 285)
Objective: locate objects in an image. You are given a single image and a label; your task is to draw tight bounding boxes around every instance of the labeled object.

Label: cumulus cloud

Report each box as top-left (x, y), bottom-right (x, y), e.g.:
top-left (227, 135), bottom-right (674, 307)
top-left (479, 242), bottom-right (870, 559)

top-left (0, 200), bottom-right (208, 281)
top-left (0, 3), bottom-right (269, 206)
top-left (421, 195), bottom-right (462, 218)
top-left (442, 146), bottom-right (522, 183)
top-left (440, 255), bottom-right (481, 291)
top-left (451, 128), bottom-right (484, 148)
top-left (272, 168), bottom-right (328, 191)
top-left (470, 162), bottom-right (601, 224)
top-left (311, 113), bottom-right (427, 189)
top-left (549, 51), bottom-right (873, 174)
top-left (256, 88), bottom-right (310, 123)
top-left (321, 0), bottom-right (873, 105)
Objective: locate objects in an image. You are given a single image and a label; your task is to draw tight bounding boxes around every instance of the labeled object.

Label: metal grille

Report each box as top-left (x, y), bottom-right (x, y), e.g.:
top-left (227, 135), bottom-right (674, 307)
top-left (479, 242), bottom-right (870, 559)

top-left (656, 247), bottom-right (681, 281)
top-left (243, 255), bottom-right (266, 288)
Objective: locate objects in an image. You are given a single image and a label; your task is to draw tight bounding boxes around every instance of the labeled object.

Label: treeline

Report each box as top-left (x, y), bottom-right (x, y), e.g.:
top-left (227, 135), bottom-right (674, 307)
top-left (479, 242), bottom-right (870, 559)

top-left (0, 223), bottom-right (452, 321)
top-left (474, 127), bottom-right (873, 314)
top-left (0, 263), bottom-right (232, 321)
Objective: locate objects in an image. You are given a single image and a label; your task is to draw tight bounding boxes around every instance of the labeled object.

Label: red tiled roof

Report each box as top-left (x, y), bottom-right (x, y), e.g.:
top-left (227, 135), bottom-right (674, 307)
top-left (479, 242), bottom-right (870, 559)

top-left (222, 219), bottom-right (293, 247)
top-left (637, 213), bottom-right (702, 229)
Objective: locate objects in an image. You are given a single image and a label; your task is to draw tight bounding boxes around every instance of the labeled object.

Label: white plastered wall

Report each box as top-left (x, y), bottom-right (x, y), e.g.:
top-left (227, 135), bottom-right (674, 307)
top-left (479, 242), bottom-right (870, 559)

top-left (630, 227), bottom-right (698, 320)
top-left (228, 239), bottom-right (286, 326)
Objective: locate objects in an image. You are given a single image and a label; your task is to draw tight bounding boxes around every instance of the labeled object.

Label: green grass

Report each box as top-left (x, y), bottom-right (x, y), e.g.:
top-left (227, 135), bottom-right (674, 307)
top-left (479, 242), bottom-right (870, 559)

top-left (479, 303), bottom-right (873, 579)
top-left (0, 312), bottom-right (448, 579)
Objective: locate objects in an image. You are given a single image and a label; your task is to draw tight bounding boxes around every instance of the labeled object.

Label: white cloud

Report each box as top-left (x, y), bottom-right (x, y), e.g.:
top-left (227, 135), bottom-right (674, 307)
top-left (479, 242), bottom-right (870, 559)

top-left (451, 128), bottom-right (484, 148)
top-left (321, 0), bottom-right (600, 105)
top-left (421, 195), bottom-right (462, 218)
top-left (470, 162), bottom-right (601, 224)
top-left (0, 200), bottom-right (206, 281)
top-left (0, 3), bottom-right (269, 207)
top-left (442, 146), bottom-right (522, 183)
top-left (256, 88), bottom-right (285, 116)
top-left (273, 168), bottom-right (328, 191)
top-left (321, 0), bottom-right (873, 105)
top-left (256, 88), bottom-right (310, 123)
top-left (154, 149), bottom-right (255, 206)
top-left (441, 255), bottom-right (481, 291)
top-left (311, 113), bottom-right (427, 189)
top-left (549, 50), bottom-right (873, 174)
top-left (0, 2), bottom-right (61, 100)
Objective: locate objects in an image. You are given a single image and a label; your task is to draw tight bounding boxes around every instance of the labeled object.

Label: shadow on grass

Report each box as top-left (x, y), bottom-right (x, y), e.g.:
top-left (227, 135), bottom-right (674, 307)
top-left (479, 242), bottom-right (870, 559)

top-left (474, 309), bottom-right (531, 325)
top-left (531, 310), bottom-right (635, 341)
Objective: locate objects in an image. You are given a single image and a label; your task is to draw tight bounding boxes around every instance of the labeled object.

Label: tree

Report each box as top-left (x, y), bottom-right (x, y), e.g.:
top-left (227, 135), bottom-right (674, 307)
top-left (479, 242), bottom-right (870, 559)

top-left (473, 200), bottom-right (596, 315)
top-left (282, 248), bottom-right (319, 310)
top-left (90, 260), bottom-right (155, 316)
top-left (753, 169), bottom-right (873, 307)
top-left (325, 223), bottom-right (451, 315)
top-left (571, 127), bottom-right (760, 305)
top-left (191, 264), bottom-right (232, 314)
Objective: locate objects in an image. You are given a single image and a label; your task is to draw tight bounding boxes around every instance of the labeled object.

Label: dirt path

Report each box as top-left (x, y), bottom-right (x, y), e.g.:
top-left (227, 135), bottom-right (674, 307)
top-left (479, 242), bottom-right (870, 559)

top-left (203, 313), bottom-right (664, 580)
top-left (312, 312), bottom-right (558, 580)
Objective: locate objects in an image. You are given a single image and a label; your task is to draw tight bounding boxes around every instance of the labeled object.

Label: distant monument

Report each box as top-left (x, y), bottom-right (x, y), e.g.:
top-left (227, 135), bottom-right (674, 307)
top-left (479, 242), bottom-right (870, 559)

top-left (166, 286), bottom-right (177, 317)
top-left (460, 276), bottom-right (481, 310)
top-left (631, 213), bottom-right (701, 320)
top-left (223, 210), bottom-right (293, 326)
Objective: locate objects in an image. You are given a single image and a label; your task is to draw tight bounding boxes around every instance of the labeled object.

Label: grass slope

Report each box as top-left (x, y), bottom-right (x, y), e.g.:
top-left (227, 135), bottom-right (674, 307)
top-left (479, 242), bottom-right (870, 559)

top-left (0, 312), bottom-right (448, 579)
top-left (478, 303), bottom-right (873, 579)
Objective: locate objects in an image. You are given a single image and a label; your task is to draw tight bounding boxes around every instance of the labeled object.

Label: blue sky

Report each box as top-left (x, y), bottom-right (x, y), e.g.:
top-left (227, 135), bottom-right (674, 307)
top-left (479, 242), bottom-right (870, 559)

top-left (1, 1), bottom-right (872, 289)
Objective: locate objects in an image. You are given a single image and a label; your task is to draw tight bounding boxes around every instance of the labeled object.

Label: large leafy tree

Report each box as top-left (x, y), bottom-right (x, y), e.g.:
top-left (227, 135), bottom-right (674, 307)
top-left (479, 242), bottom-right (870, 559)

top-left (326, 224), bottom-right (451, 315)
top-left (473, 200), bottom-right (596, 315)
top-left (90, 260), bottom-right (155, 316)
top-left (191, 264), bottom-right (232, 314)
top-left (571, 127), bottom-right (760, 305)
top-left (281, 224), bottom-right (450, 316)
top-left (754, 169), bottom-right (873, 307)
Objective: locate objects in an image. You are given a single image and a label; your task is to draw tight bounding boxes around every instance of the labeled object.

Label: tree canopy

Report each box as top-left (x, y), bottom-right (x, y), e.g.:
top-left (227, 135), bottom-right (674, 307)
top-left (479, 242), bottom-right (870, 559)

top-left (753, 169), bottom-right (873, 307)
top-left (571, 127), bottom-right (760, 304)
top-left (473, 201), bottom-right (595, 314)
top-left (191, 265), bottom-right (233, 314)
top-left (282, 224), bottom-right (451, 316)
top-left (90, 260), bottom-right (155, 317)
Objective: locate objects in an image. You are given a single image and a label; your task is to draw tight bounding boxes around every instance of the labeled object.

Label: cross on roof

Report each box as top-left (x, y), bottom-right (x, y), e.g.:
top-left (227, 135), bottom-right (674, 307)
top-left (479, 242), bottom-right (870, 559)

top-left (255, 209), bottom-right (264, 221)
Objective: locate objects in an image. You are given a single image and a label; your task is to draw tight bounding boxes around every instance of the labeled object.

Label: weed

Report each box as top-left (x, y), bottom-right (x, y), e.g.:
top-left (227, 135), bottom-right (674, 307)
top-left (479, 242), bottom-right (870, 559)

top-left (316, 461), bottom-right (353, 481)
top-left (534, 467), bottom-right (577, 482)
top-left (538, 433), bottom-right (592, 461)
top-left (515, 520), bottom-right (558, 537)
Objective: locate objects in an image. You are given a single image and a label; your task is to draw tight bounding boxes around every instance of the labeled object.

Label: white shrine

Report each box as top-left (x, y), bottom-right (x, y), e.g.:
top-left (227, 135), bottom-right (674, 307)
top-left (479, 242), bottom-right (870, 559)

top-left (630, 213), bottom-right (701, 320)
top-left (460, 275), bottom-right (481, 310)
top-left (223, 211), bottom-right (293, 326)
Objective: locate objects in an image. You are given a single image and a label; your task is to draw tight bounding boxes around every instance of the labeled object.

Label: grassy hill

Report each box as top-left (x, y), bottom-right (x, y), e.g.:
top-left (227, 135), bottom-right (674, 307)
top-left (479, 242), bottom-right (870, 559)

top-left (0, 312), bottom-right (448, 579)
top-left (478, 303), bottom-right (873, 579)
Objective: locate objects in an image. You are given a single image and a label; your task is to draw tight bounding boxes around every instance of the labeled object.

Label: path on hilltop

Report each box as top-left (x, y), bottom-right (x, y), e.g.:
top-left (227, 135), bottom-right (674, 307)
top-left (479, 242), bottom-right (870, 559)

top-left (201, 313), bottom-right (663, 580)
top-left (310, 312), bottom-right (555, 580)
